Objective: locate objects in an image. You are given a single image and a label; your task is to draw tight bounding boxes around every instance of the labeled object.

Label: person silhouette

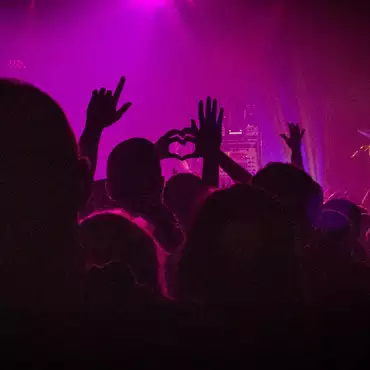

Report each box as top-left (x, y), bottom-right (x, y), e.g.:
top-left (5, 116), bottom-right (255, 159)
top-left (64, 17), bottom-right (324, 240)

top-left (106, 138), bottom-right (184, 252)
top-left (0, 78), bottom-right (92, 312)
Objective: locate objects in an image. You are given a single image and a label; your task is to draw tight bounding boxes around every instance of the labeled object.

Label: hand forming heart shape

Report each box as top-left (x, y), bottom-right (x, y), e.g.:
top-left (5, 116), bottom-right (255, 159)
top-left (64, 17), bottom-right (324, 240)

top-left (155, 128), bottom-right (198, 161)
top-left (164, 128), bottom-right (198, 161)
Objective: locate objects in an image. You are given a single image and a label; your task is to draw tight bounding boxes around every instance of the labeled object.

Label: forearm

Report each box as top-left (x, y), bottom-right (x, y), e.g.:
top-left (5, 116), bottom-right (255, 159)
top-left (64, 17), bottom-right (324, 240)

top-left (291, 149), bottom-right (304, 170)
top-left (218, 150), bottom-right (252, 184)
top-left (202, 152), bottom-right (219, 188)
top-left (79, 124), bottom-right (103, 177)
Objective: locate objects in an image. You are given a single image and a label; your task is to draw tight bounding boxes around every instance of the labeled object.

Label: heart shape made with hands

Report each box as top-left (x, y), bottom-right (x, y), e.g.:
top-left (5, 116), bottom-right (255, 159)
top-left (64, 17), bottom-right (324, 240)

top-left (165, 128), bottom-right (197, 161)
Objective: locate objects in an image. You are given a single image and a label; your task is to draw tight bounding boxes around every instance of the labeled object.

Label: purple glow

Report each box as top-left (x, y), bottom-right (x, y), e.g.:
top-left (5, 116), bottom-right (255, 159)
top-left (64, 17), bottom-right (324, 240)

top-left (1, 2), bottom-right (369, 200)
top-left (131, 0), bottom-right (168, 8)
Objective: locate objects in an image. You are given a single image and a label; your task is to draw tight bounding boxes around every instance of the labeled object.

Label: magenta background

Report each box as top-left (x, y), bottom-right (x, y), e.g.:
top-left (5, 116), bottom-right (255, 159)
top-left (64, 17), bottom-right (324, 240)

top-left (2, 0), bottom-right (370, 202)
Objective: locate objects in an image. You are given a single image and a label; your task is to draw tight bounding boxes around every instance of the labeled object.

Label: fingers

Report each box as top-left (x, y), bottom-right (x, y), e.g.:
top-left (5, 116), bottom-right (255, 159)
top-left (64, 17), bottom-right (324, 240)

top-left (182, 120), bottom-right (199, 136)
top-left (199, 97), bottom-right (223, 123)
top-left (292, 124), bottom-right (304, 137)
top-left (113, 76), bottom-right (126, 103)
top-left (191, 119), bottom-right (198, 131)
top-left (167, 153), bottom-right (183, 160)
top-left (217, 107), bottom-right (224, 126)
top-left (182, 152), bottom-right (200, 161)
top-left (180, 131), bottom-right (197, 142)
top-left (280, 134), bottom-right (289, 143)
top-left (212, 99), bottom-right (217, 119)
top-left (198, 100), bottom-right (205, 122)
top-left (183, 136), bottom-right (196, 143)
top-left (92, 89), bottom-right (98, 97)
top-left (106, 90), bottom-right (113, 98)
top-left (288, 123), bottom-right (300, 130)
top-left (206, 96), bottom-right (212, 119)
top-left (98, 88), bottom-right (106, 96)
top-left (286, 122), bottom-right (305, 138)
top-left (116, 102), bottom-right (132, 118)
top-left (162, 129), bottom-right (183, 139)
top-left (167, 136), bottom-right (186, 145)
top-left (158, 135), bottom-right (185, 160)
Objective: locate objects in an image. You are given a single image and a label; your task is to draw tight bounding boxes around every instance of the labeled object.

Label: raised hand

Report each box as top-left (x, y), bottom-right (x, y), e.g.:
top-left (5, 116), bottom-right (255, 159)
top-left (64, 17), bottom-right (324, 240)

top-left (80, 76), bottom-right (132, 177)
top-left (86, 76), bottom-right (132, 131)
top-left (280, 123), bottom-right (305, 170)
top-left (182, 96), bottom-right (224, 160)
top-left (155, 129), bottom-right (185, 160)
top-left (280, 123), bottom-right (305, 151)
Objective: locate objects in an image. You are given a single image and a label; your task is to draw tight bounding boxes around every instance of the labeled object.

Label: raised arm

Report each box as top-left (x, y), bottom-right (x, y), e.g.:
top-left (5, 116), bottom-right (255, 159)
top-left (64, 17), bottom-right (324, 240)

top-left (280, 123), bottom-right (305, 170)
top-left (183, 98), bottom-right (252, 186)
top-left (183, 97), bottom-right (224, 188)
top-left (79, 76), bottom-right (132, 177)
top-left (218, 150), bottom-right (252, 184)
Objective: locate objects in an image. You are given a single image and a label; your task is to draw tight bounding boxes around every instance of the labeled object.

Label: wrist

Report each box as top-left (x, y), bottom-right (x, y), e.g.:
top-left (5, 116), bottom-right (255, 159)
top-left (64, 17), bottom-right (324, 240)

top-left (291, 147), bottom-right (302, 155)
top-left (154, 143), bottom-right (165, 160)
top-left (84, 121), bottom-right (104, 137)
top-left (201, 145), bottom-right (221, 157)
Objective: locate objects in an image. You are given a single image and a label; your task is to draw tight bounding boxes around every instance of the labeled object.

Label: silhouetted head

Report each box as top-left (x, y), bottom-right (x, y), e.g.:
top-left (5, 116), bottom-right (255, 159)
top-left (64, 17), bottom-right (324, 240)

top-left (0, 79), bottom-right (91, 309)
top-left (315, 209), bottom-right (353, 260)
top-left (252, 163), bottom-right (323, 227)
top-left (0, 79), bottom-right (91, 238)
top-left (311, 209), bottom-right (368, 308)
top-left (80, 210), bottom-right (161, 294)
top-left (106, 138), bottom-right (164, 214)
top-left (0, 79), bottom-right (92, 242)
top-left (178, 184), bottom-right (299, 307)
top-left (323, 199), bottom-right (362, 239)
top-left (163, 173), bottom-right (209, 231)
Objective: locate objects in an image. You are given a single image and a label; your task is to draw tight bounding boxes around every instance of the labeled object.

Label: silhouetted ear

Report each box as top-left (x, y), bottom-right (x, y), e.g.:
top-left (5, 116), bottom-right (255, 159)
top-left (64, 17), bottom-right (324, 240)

top-left (77, 157), bottom-right (93, 210)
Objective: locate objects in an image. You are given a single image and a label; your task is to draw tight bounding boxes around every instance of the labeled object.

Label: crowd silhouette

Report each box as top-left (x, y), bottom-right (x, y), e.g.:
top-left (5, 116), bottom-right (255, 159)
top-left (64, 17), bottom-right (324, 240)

top-left (1, 76), bottom-right (370, 366)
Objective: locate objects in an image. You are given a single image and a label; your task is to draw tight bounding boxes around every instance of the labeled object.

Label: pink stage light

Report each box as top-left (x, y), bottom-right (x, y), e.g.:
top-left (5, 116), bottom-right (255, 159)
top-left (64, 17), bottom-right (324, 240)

top-left (133, 0), bottom-right (168, 8)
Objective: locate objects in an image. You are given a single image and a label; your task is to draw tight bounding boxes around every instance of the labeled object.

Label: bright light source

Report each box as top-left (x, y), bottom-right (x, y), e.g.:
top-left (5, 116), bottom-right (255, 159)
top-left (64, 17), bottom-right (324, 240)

top-left (132, 0), bottom-right (168, 8)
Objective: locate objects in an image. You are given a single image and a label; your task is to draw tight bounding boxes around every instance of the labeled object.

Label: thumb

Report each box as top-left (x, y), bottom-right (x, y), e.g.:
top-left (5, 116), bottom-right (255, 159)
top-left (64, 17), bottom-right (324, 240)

top-left (280, 134), bottom-right (289, 143)
top-left (116, 102), bottom-right (132, 119)
top-left (191, 119), bottom-right (198, 132)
